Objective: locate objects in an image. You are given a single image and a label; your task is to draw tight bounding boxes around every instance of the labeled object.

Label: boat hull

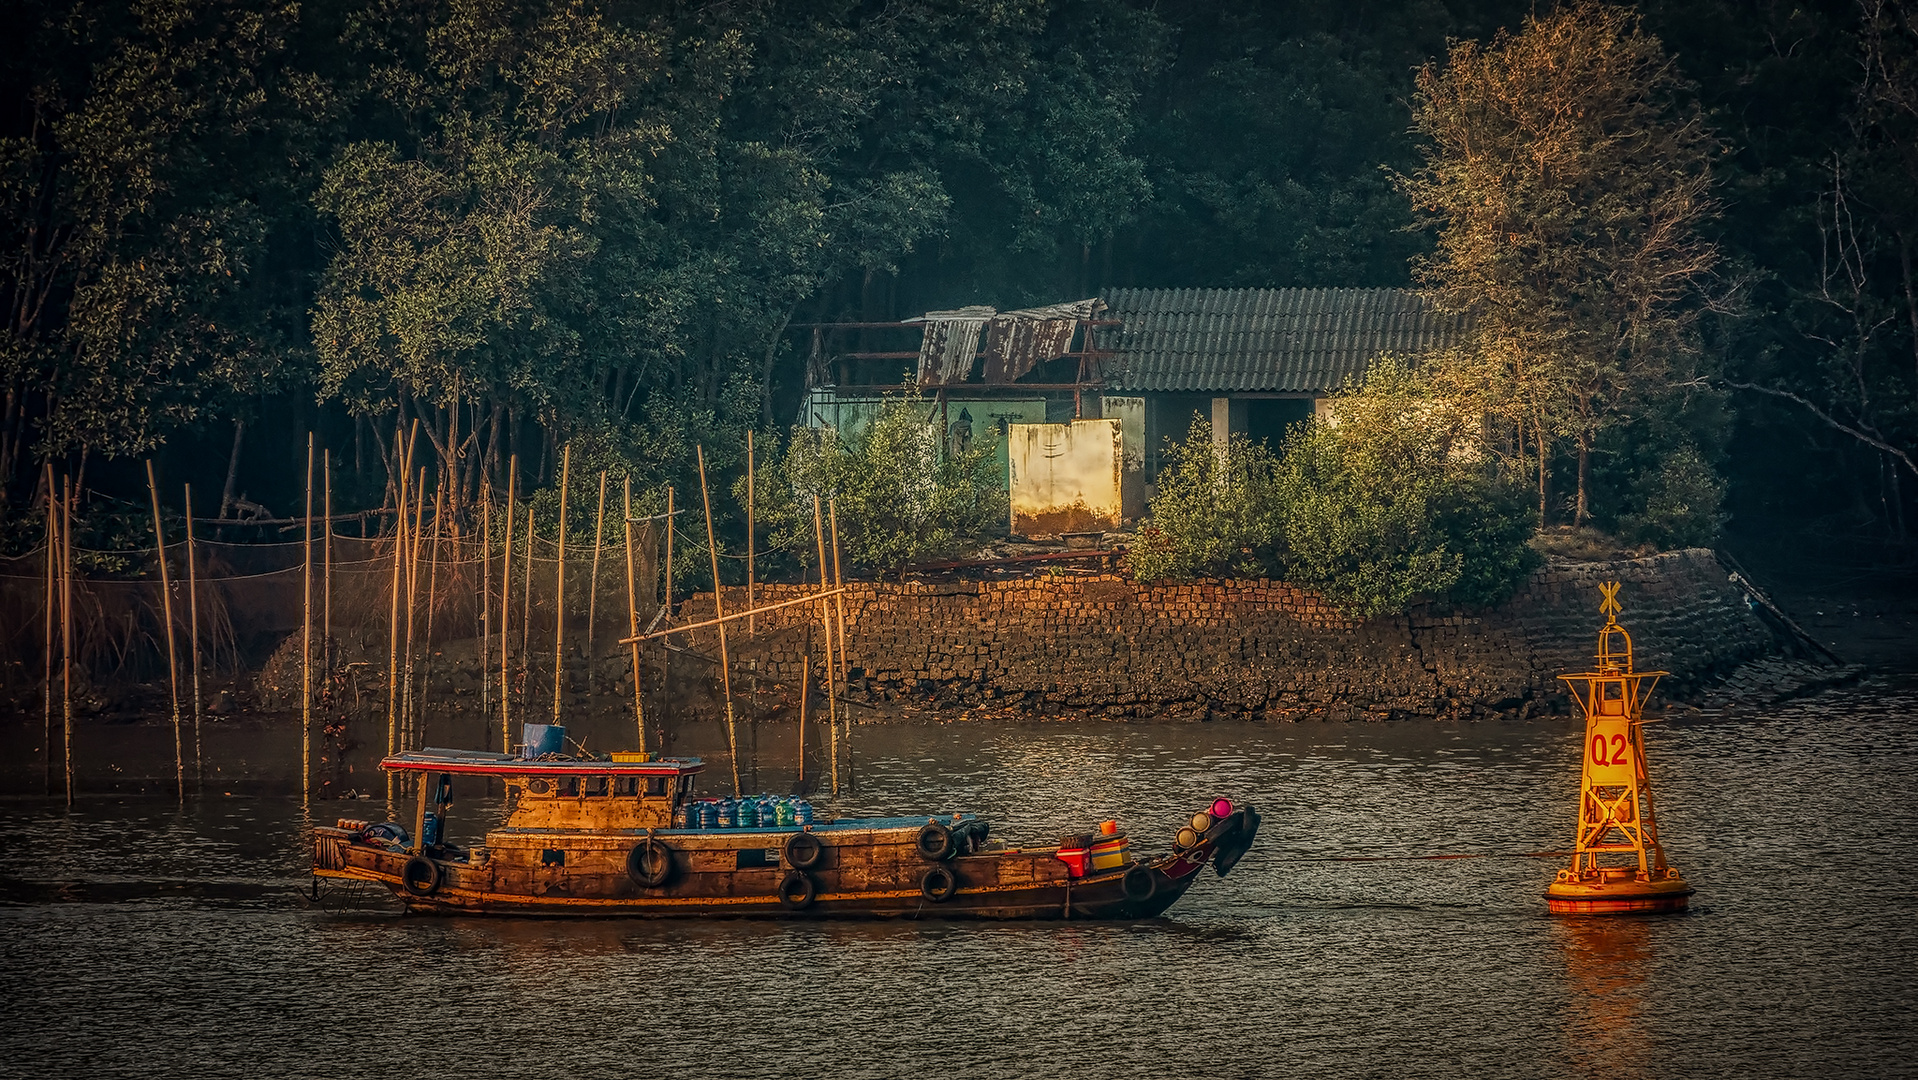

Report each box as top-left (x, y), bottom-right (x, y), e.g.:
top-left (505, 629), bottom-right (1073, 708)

top-left (314, 811), bottom-right (1252, 920)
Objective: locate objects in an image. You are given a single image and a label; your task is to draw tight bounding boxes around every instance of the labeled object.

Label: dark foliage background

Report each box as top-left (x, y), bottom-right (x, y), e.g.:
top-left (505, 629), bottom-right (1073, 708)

top-left (2, 0), bottom-right (1912, 572)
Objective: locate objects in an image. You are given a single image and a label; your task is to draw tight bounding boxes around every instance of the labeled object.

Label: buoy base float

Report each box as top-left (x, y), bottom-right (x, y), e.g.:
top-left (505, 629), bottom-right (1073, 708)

top-left (1546, 867), bottom-right (1693, 915)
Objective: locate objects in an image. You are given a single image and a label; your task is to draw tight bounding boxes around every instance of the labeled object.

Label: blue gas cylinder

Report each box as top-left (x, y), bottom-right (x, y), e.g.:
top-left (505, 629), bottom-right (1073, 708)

top-left (717, 799), bottom-right (737, 829)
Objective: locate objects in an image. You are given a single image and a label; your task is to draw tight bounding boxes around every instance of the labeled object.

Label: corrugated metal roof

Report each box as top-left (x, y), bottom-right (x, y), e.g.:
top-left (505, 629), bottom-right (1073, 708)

top-left (1098, 288), bottom-right (1467, 393)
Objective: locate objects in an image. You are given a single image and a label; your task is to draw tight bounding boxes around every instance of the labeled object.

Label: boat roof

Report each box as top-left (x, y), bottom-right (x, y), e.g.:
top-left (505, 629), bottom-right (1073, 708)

top-left (382, 747), bottom-right (705, 777)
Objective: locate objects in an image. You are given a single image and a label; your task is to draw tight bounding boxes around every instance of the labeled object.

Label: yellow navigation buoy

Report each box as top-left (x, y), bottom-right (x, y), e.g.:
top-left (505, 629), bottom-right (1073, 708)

top-left (1546, 582), bottom-right (1694, 915)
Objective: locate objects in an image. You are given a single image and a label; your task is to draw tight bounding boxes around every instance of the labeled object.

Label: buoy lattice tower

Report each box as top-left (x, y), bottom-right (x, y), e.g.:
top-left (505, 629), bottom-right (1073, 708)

top-left (1546, 582), bottom-right (1694, 915)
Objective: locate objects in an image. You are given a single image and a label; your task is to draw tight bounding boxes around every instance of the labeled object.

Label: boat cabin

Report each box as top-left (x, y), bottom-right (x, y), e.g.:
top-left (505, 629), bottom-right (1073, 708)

top-left (382, 747), bottom-right (707, 850)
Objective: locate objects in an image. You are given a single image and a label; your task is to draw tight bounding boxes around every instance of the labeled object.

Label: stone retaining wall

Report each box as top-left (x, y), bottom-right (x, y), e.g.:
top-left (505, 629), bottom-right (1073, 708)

top-left (681, 548), bottom-right (1783, 720)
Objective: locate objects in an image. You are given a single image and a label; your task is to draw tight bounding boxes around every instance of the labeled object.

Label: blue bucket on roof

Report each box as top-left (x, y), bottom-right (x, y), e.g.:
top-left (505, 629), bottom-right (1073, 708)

top-left (521, 724), bottom-right (566, 759)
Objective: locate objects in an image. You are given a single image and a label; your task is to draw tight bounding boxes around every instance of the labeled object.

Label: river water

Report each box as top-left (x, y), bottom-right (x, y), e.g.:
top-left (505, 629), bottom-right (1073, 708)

top-left (1, 679), bottom-right (1914, 1079)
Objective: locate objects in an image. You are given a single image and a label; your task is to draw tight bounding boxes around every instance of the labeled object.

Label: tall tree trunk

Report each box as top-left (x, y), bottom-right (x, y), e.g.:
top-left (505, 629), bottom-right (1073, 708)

top-left (1574, 429), bottom-right (1591, 528)
top-left (1535, 416), bottom-right (1550, 526)
top-left (218, 420), bottom-right (246, 521)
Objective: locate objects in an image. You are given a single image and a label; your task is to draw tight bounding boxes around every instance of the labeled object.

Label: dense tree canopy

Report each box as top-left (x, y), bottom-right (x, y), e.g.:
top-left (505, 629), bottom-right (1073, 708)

top-left (2, 0), bottom-right (1915, 564)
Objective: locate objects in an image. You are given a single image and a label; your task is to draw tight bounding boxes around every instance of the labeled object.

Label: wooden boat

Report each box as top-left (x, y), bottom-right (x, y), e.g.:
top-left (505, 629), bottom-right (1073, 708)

top-left (311, 737), bottom-right (1260, 919)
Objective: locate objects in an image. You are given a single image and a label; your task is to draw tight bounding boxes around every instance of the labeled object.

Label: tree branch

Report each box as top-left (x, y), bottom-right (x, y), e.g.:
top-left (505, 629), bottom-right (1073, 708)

top-left (1725, 379), bottom-right (1918, 478)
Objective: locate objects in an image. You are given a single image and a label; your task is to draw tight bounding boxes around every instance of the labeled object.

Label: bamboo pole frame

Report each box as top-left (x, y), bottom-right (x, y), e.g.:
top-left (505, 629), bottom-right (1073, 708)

top-left (588, 469), bottom-right (607, 671)
top-left (186, 484), bottom-right (203, 781)
top-left (552, 444), bottom-right (572, 724)
top-left (697, 446), bottom-right (741, 796)
top-left (146, 459), bottom-right (184, 801)
top-left (811, 495), bottom-right (839, 796)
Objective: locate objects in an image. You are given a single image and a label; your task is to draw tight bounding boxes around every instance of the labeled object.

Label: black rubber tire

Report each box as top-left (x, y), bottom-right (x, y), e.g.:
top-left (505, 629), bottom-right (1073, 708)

top-left (778, 869), bottom-right (816, 910)
top-left (920, 864), bottom-right (959, 902)
top-left (916, 821), bottom-right (956, 861)
top-left (402, 855), bottom-right (442, 896)
top-left (1121, 865), bottom-right (1157, 903)
top-left (627, 838), bottom-right (675, 888)
top-left (784, 831), bottom-right (824, 870)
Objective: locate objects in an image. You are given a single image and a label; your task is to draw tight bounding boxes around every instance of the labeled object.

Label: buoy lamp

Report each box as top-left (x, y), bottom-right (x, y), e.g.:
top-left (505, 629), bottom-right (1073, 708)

top-left (1546, 582), bottom-right (1694, 915)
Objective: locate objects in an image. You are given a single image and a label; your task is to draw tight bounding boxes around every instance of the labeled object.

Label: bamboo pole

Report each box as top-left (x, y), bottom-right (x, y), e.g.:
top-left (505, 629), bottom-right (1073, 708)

top-left (185, 483), bottom-right (203, 781)
top-left (797, 649), bottom-right (809, 788)
top-left (746, 430), bottom-right (755, 636)
top-left (42, 464), bottom-right (55, 795)
top-left (499, 455), bottom-right (517, 750)
top-left (418, 483), bottom-right (444, 744)
top-left (385, 429), bottom-right (406, 802)
top-left (302, 433), bottom-right (314, 804)
top-left (323, 450), bottom-right (333, 682)
top-left (401, 466), bottom-right (424, 748)
top-left (623, 477), bottom-right (646, 752)
top-left (520, 505), bottom-right (534, 713)
top-left (146, 459), bottom-right (184, 802)
top-left (829, 497), bottom-right (849, 682)
top-left (811, 495), bottom-right (839, 796)
top-left (587, 469), bottom-right (607, 671)
top-left (661, 485), bottom-right (674, 746)
top-left (829, 496), bottom-right (850, 788)
top-left (697, 446), bottom-right (741, 796)
top-left (480, 477), bottom-right (492, 735)
top-left (621, 590), bottom-right (846, 642)
top-left (61, 474), bottom-right (73, 806)
top-left (552, 444), bottom-right (571, 724)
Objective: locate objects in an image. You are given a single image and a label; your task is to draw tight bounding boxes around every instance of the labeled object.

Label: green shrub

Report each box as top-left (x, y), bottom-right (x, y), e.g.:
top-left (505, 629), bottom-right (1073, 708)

top-left (1273, 359), bottom-right (1539, 616)
top-left (1125, 419), bottom-right (1285, 581)
top-left (1618, 444), bottom-right (1727, 549)
top-left (756, 395), bottom-right (1006, 576)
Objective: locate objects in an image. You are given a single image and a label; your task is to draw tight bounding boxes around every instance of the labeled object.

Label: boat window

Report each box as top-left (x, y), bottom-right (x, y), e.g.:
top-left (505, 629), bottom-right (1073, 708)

top-left (583, 775), bottom-right (609, 797)
top-left (558, 776), bottom-right (580, 798)
top-left (614, 776), bottom-right (639, 797)
top-left (647, 776), bottom-right (669, 797)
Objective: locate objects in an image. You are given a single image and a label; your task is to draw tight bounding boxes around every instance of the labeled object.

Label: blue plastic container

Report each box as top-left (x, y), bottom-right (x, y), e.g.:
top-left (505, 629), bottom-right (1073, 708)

top-left (776, 799), bottom-right (796, 827)
top-left (696, 801), bottom-right (716, 829)
top-left (738, 798), bottom-right (759, 828)
top-left (421, 812), bottom-right (443, 847)
top-left (717, 799), bottom-right (737, 829)
top-left (794, 800), bottom-right (814, 826)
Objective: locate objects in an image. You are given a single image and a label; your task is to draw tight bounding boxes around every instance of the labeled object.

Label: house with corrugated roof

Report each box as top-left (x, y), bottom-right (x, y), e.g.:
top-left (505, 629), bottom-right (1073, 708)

top-left (801, 286), bottom-right (1465, 475)
top-left (801, 285), bottom-right (1457, 525)
top-left (1098, 287), bottom-right (1468, 474)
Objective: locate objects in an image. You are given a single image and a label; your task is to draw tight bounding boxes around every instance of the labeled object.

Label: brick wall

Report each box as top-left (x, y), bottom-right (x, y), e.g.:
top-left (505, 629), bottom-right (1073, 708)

top-left (678, 549), bottom-right (1779, 720)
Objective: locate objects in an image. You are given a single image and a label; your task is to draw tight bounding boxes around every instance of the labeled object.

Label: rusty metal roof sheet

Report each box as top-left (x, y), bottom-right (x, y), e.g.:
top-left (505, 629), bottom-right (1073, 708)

top-left (1098, 288), bottom-right (1467, 393)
